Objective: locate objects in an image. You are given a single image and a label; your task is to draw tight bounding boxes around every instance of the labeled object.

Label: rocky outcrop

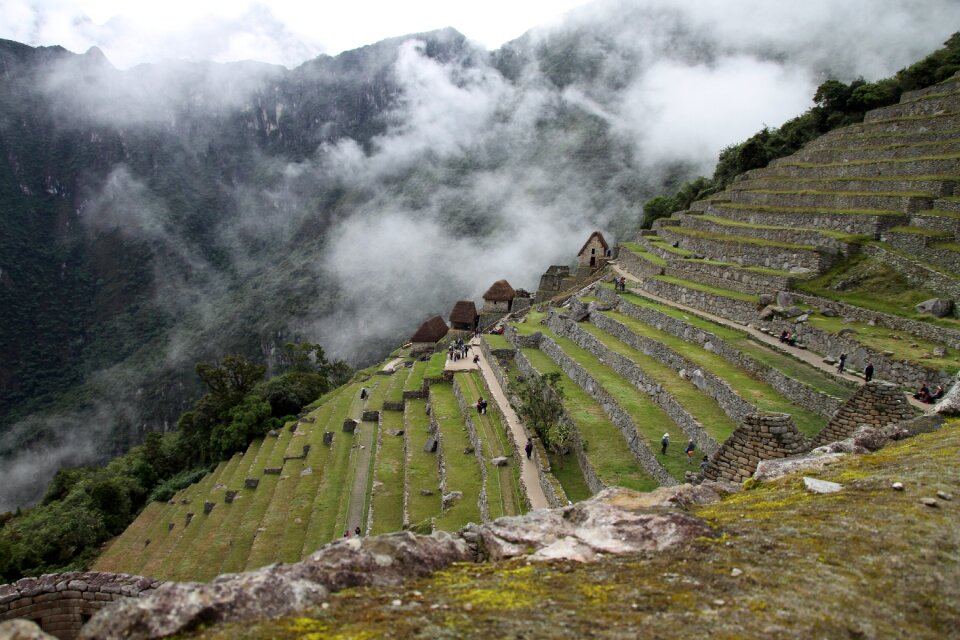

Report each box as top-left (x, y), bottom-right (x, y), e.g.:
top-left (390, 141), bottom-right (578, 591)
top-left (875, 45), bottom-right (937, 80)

top-left (0, 619), bottom-right (56, 639)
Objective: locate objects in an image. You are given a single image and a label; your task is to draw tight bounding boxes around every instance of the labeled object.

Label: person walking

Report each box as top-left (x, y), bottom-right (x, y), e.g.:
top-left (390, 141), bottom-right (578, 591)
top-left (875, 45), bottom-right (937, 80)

top-left (864, 362), bottom-right (874, 382)
top-left (525, 438), bottom-right (533, 459)
top-left (661, 433), bottom-right (670, 455)
top-left (685, 439), bottom-right (696, 465)
top-left (837, 353), bottom-right (847, 374)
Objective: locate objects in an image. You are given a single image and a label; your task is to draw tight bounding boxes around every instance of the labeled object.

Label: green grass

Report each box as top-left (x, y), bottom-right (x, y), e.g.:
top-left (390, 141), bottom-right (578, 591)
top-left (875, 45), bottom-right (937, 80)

top-left (404, 360), bottom-right (429, 393)
top-left (748, 188), bottom-right (933, 197)
top-left (521, 348), bottom-right (658, 492)
top-left (930, 241), bottom-right (960, 252)
top-left (386, 367), bottom-right (411, 406)
top-left (482, 334), bottom-right (511, 350)
top-left (546, 453), bottom-right (592, 502)
top-left (682, 258), bottom-right (799, 278)
top-left (425, 352), bottom-right (448, 380)
top-left (714, 201), bottom-right (903, 216)
top-left (245, 459), bottom-right (305, 570)
top-left (431, 384), bottom-right (483, 531)
top-left (646, 237), bottom-right (696, 257)
top-left (370, 410), bottom-right (407, 535)
top-left (653, 275), bottom-right (759, 304)
top-left (405, 399), bottom-right (443, 529)
top-left (621, 242), bottom-right (667, 266)
top-left (888, 225), bottom-right (953, 237)
top-left (692, 214), bottom-right (870, 244)
top-left (782, 152), bottom-right (960, 169)
top-left (916, 209), bottom-right (960, 219)
top-left (595, 311), bottom-right (827, 438)
top-left (608, 286), bottom-right (853, 400)
top-left (541, 323), bottom-right (735, 467)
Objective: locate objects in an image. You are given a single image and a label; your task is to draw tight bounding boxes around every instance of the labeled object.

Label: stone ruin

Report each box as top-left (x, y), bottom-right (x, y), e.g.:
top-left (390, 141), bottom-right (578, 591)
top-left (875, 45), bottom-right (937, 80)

top-left (811, 380), bottom-right (917, 448)
top-left (699, 413), bottom-right (810, 484)
top-left (342, 419), bottom-right (358, 433)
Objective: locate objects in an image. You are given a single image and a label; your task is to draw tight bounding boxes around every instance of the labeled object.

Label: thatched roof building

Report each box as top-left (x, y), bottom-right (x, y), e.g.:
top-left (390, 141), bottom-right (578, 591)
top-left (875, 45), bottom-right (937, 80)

top-left (482, 279), bottom-right (516, 302)
top-left (410, 315), bottom-right (449, 343)
top-left (449, 300), bottom-right (479, 331)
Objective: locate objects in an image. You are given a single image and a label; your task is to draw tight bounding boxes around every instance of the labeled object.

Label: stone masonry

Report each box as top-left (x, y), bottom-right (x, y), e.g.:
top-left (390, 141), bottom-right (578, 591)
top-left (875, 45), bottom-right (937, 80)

top-left (700, 413), bottom-right (811, 484)
top-left (0, 572), bottom-right (161, 640)
top-left (811, 381), bottom-right (917, 448)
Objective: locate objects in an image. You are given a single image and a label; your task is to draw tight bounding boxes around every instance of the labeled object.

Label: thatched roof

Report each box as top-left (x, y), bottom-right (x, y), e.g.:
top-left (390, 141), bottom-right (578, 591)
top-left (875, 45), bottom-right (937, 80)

top-left (410, 315), bottom-right (449, 343)
top-left (449, 300), bottom-right (478, 324)
top-left (577, 231), bottom-right (609, 256)
top-left (482, 279), bottom-right (516, 302)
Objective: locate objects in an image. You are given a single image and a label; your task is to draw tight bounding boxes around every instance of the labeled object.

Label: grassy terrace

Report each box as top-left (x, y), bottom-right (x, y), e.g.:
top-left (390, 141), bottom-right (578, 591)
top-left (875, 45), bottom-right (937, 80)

top-left (404, 360), bottom-right (429, 394)
top-left (405, 399), bottom-right (442, 529)
top-left (797, 253), bottom-right (960, 331)
top-left (621, 242), bottom-right (667, 266)
top-left (481, 333), bottom-right (510, 351)
top-left (554, 319), bottom-right (738, 447)
top-left (889, 225), bottom-right (953, 237)
top-left (608, 286), bottom-right (853, 401)
top-left (431, 383), bottom-right (483, 531)
top-left (681, 258), bottom-right (801, 279)
top-left (919, 209), bottom-right (960, 219)
top-left (425, 352), bottom-right (448, 380)
top-left (746, 188), bottom-right (934, 197)
top-left (806, 314), bottom-right (960, 375)
top-left (691, 214), bottom-right (869, 244)
top-left (781, 152), bottom-right (960, 168)
top-left (595, 310), bottom-right (827, 437)
top-left (332, 391), bottom-right (375, 540)
top-left (652, 275), bottom-right (759, 304)
top-left (385, 366), bottom-right (411, 406)
top-left (521, 347), bottom-right (658, 492)
top-left (713, 201), bottom-right (903, 217)
top-left (370, 410), bottom-right (406, 535)
top-left (458, 372), bottom-right (522, 518)
top-left (645, 236), bottom-right (696, 257)
top-left (931, 241), bottom-right (960, 252)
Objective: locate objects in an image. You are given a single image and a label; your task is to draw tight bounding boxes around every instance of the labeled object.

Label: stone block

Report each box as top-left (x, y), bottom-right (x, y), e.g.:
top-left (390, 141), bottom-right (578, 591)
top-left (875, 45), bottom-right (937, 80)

top-left (323, 432), bottom-right (334, 446)
top-left (342, 419), bottom-right (358, 433)
top-left (244, 478), bottom-right (260, 489)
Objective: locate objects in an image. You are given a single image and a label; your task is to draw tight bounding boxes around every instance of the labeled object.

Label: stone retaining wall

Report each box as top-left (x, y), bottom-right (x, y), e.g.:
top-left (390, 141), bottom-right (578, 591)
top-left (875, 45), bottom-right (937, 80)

top-left (700, 413), bottom-right (811, 484)
top-left (588, 310), bottom-right (757, 428)
top-left (730, 189), bottom-right (931, 214)
top-left (865, 93), bottom-right (960, 122)
top-left (429, 392), bottom-right (449, 517)
top-left (452, 377), bottom-right (490, 522)
top-left (656, 228), bottom-right (831, 272)
top-left (863, 243), bottom-right (960, 301)
top-left (0, 573), bottom-right (161, 640)
top-left (887, 232), bottom-right (960, 276)
top-left (730, 176), bottom-right (957, 197)
top-left (783, 140), bottom-right (960, 165)
top-left (744, 157), bottom-right (960, 181)
top-left (677, 213), bottom-right (853, 254)
top-left (537, 320), bottom-right (677, 485)
top-left (594, 285), bottom-right (846, 417)
top-left (617, 247), bottom-right (664, 278)
top-left (911, 213), bottom-right (960, 235)
top-left (705, 203), bottom-right (907, 235)
top-left (835, 111), bottom-right (960, 136)
top-left (790, 290), bottom-right (960, 347)
top-left (664, 259), bottom-right (793, 296)
top-left (365, 409), bottom-right (384, 536)
top-left (511, 346), bottom-right (605, 494)
top-left (812, 381), bottom-right (917, 447)
top-left (639, 278), bottom-right (759, 325)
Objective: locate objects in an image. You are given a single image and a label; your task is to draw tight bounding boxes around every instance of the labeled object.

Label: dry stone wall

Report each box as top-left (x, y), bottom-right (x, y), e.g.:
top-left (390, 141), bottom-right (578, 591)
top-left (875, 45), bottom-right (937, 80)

top-left (656, 228), bottom-right (832, 272)
top-left (664, 259), bottom-right (793, 295)
top-left (730, 186), bottom-right (933, 213)
top-left (452, 377), bottom-right (491, 522)
top-left (594, 285), bottom-right (846, 417)
top-left (700, 413), bottom-right (811, 484)
top-left (887, 231), bottom-right (960, 276)
top-left (812, 381), bottom-right (917, 447)
top-left (704, 203), bottom-right (908, 235)
top-left (639, 277), bottom-right (759, 325)
top-left (617, 247), bottom-right (664, 278)
top-left (0, 573), bottom-right (161, 640)
top-left (676, 213), bottom-right (854, 254)
top-left (863, 243), bottom-right (960, 302)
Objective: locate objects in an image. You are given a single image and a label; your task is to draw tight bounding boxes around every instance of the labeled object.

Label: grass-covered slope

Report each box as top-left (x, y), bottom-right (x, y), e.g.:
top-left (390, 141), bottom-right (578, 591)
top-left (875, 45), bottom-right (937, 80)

top-left (184, 419), bottom-right (960, 640)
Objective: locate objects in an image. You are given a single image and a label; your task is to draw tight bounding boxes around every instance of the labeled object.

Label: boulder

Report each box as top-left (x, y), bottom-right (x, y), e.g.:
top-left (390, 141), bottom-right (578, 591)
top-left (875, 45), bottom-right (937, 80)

top-left (758, 306), bottom-right (776, 321)
top-left (796, 314), bottom-right (809, 323)
top-left (934, 376), bottom-right (960, 416)
top-left (462, 487), bottom-right (717, 563)
top-left (442, 491), bottom-right (463, 510)
top-left (753, 453), bottom-right (848, 482)
top-left (419, 489), bottom-right (434, 497)
top-left (821, 308), bottom-right (839, 317)
top-left (0, 620), bottom-right (57, 639)
top-left (933, 346), bottom-right (948, 357)
top-left (758, 293), bottom-right (775, 306)
top-left (491, 457), bottom-right (509, 467)
top-left (915, 298), bottom-right (953, 318)
top-left (782, 306), bottom-right (804, 318)
top-left (776, 291), bottom-right (794, 307)
top-left (803, 477), bottom-right (843, 494)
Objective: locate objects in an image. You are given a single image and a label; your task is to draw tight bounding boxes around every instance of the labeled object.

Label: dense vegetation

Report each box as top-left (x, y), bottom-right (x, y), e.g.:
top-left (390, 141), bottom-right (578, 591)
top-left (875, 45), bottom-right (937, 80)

top-left (642, 32), bottom-right (960, 227)
top-left (0, 344), bottom-right (350, 582)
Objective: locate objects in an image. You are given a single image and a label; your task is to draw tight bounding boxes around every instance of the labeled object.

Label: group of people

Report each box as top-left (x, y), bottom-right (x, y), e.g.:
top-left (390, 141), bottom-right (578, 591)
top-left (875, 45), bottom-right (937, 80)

top-left (836, 353), bottom-right (875, 382)
top-left (659, 433), bottom-right (708, 469)
top-left (475, 397), bottom-right (489, 415)
top-left (778, 330), bottom-right (799, 346)
top-left (914, 382), bottom-right (945, 404)
top-left (448, 338), bottom-right (471, 361)
top-left (613, 276), bottom-right (627, 292)
top-left (343, 526), bottom-right (362, 538)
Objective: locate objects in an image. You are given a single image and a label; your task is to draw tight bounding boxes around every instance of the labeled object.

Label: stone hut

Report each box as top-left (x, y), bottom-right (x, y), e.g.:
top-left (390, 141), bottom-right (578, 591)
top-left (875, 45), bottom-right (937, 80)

top-left (482, 279), bottom-right (516, 313)
top-left (410, 315), bottom-right (449, 347)
top-left (538, 265), bottom-right (571, 293)
top-left (700, 413), bottom-right (811, 484)
top-left (577, 231), bottom-right (610, 269)
top-left (449, 300), bottom-right (479, 332)
top-left (811, 381), bottom-right (917, 448)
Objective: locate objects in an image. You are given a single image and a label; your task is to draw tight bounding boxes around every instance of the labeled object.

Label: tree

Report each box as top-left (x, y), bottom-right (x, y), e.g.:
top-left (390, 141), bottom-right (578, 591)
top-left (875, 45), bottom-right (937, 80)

top-left (641, 195), bottom-right (680, 229)
top-left (514, 372), bottom-right (570, 461)
top-left (195, 356), bottom-right (266, 402)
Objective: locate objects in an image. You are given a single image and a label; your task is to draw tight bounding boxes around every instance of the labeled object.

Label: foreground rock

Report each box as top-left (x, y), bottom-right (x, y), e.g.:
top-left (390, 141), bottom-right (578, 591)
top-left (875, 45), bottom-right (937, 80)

top-left (78, 488), bottom-right (717, 639)
top-left (0, 619), bottom-right (56, 639)
top-left (753, 453), bottom-right (848, 482)
top-left (463, 487), bottom-right (718, 563)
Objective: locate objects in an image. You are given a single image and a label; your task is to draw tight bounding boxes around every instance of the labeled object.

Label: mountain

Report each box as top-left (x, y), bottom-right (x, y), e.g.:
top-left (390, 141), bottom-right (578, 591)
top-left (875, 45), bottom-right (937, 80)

top-left (1, 0), bottom-right (957, 513)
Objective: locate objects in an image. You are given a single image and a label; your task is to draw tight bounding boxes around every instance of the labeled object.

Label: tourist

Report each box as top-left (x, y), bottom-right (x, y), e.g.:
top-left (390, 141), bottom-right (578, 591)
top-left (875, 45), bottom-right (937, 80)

top-left (360, 387), bottom-right (368, 400)
top-left (473, 354), bottom-right (480, 365)
top-left (699, 455), bottom-right (709, 472)
top-left (779, 330), bottom-right (789, 343)
top-left (685, 439), bottom-right (696, 464)
top-left (476, 398), bottom-right (483, 414)
top-left (864, 362), bottom-right (874, 382)
top-left (915, 383), bottom-right (931, 403)
top-left (525, 438), bottom-right (533, 459)
top-left (661, 433), bottom-right (669, 455)
top-left (837, 353), bottom-right (847, 374)
top-left (355, 526), bottom-right (361, 537)
top-left (932, 385), bottom-right (945, 401)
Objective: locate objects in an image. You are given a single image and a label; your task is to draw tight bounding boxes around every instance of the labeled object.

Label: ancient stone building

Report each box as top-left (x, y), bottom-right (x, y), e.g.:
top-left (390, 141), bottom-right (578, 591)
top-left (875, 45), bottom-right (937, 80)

top-left (811, 381), bottom-right (917, 448)
top-left (538, 266), bottom-right (571, 293)
top-left (410, 315), bottom-right (449, 349)
top-left (577, 231), bottom-right (610, 269)
top-left (481, 280), bottom-right (516, 313)
top-left (700, 413), bottom-right (810, 484)
top-left (449, 300), bottom-right (479, 331)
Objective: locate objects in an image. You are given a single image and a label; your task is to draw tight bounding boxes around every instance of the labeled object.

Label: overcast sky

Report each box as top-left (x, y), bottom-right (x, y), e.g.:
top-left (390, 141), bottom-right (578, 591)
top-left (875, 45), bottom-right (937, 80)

top-left (0, 0), bottom-right (593, 68)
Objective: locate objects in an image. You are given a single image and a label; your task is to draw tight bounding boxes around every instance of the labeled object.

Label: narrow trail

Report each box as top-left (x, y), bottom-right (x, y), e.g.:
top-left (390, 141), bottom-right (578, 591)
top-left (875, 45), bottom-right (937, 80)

top-left (345, 388), bottom-right (375, 536)
top-left (609, 264), bottom-right (927, 411)
top-left (449, 338), bottom-right (550, 510)
top-left (382, 357), bottom-right (404, 372)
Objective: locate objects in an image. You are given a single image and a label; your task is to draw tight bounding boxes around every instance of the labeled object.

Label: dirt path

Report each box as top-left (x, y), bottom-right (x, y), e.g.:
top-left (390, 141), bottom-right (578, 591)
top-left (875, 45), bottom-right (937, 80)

top-left (382, 358), bottom-right (404, 372)
top-left (470, 337), bottom-right (550, 510)
top-left (610, 264), bottom-right (927, 410)
top-left (345, 388), bottom-right (376, 536)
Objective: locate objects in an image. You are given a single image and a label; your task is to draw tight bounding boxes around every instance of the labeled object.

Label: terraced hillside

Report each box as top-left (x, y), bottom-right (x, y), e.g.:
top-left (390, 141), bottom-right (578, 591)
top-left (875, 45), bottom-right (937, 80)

top-left (92, 77), bottom-right (960, 584)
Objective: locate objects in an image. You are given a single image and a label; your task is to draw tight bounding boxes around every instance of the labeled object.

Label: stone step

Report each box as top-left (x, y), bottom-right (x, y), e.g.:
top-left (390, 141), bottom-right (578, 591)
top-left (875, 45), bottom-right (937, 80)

top-left (655, 226), bottom-right (832, 273)
top-left (781, 140), bottom-right (960, 165)
top-left (729, 175), bottom-right (958, 198)
top-left (743, 155), bottom-right (960, 181)
top-left (933, 196), bottom-right (960, 213)
top-left (663, 258), bottom-right (798, 295)
top-left (900, 73), bottom-right (960, 103)
top-left (864, 92), bottom-right (960, 123)
top-left (674, 212), bottom-right (855, 254)
top-left (727, 188), bottom-right (933, 214)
